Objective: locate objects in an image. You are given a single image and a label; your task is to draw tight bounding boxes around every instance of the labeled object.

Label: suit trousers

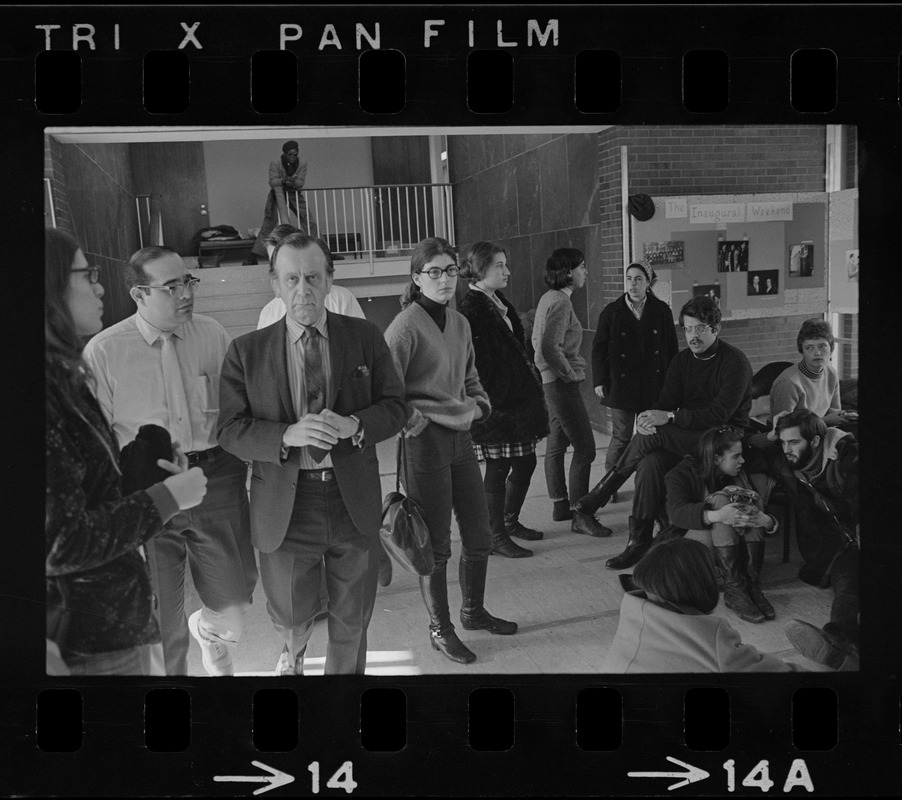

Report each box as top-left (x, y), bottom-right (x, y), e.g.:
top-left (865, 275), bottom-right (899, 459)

top-left (542, 379), bottom-right (597, 505)
top-left (259, 479), bottom-right (378, 675)
top-left (403, 424), bottom-right (493, 569)
top-left (828, 548), bottom-right (859, 645)
top-left (145, 449), bottom-right (258, 675)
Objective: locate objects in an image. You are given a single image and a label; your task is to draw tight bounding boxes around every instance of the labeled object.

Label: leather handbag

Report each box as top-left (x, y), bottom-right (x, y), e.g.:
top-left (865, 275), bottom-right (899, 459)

top-left (379, 435), bottom-right (434, 576)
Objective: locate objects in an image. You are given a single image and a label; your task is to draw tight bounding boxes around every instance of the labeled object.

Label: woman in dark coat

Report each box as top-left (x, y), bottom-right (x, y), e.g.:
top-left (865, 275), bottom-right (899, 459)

top-left (458, 242), bottom-right (550, 558)
top-left (591, 261), bottom-right (679, 484)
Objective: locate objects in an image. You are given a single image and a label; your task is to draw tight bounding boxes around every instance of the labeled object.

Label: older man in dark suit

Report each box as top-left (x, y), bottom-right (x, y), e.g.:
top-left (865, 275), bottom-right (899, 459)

top-left (218, 233), bottom-right (408, 675)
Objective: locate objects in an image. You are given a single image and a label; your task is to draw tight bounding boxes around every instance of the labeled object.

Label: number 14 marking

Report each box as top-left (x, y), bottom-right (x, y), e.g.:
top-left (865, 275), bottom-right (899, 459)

top-left (723, 759), bottom-right (815, 793)
top-left (307, 762), bottom-right (357, 794)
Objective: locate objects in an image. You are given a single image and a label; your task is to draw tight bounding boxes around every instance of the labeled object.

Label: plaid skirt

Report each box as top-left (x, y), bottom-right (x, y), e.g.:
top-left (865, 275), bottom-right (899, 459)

top-left (473, 440), bottom-right (538, 462)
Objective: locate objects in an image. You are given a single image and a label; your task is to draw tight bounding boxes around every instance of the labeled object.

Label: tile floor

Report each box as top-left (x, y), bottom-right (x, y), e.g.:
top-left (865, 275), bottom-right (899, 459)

top-left (185, 432), bottom-right (835, 676)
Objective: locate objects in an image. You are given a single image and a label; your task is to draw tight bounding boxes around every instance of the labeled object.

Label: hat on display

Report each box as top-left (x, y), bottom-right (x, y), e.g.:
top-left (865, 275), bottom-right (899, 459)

top-left (628, 193), bottom-right (656, 222)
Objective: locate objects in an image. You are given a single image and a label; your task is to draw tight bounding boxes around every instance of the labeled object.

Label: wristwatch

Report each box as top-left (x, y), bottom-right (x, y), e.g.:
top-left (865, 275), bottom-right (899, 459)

top-left (666, 411), bottom-right (675, 422)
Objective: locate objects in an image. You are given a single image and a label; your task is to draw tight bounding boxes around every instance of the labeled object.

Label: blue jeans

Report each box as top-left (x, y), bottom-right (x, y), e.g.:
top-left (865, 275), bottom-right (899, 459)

top-left (542, 380), bottom-right (597, 505)
top-left (403, 424), bottom-right (492, 568)
top-left (65, 645), bottom-right (153, 676)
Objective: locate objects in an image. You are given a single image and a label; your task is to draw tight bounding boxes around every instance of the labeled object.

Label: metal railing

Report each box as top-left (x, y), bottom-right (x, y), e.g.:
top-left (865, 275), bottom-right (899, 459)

top-left (44, 178), bottom-right (57, 227)
top-left (279, 183), bottom-right (455, 269)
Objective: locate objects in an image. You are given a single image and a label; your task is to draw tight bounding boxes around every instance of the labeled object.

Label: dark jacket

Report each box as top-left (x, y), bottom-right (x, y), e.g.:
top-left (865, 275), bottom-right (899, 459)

top-left (458, 288), bottom-right (549, 446)
top-left (45, 383), bottom-right (177, 657)
top-left (591, 293), bottom-right (679, 413)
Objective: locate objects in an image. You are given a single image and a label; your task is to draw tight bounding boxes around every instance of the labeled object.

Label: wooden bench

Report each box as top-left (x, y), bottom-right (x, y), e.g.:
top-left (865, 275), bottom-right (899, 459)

top-left (197, 238), bottom-right (257, 268)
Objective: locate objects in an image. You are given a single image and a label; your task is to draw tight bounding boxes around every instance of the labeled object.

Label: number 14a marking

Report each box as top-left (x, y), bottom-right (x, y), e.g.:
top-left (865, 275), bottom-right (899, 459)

top-left (723, 759), bottom-right (815, 793)
top-left (308, 761), bottom-right (357, 794)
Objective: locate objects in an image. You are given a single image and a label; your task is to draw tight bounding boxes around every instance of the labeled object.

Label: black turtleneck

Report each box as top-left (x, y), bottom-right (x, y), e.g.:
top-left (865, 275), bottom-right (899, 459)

top-left (416, 294), bottom-right (448, 332)
top-left (692, 338), bottom-right (721, 361)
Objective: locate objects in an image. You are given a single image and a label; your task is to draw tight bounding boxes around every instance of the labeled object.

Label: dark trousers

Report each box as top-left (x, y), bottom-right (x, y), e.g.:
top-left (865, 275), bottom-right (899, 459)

top-left (258, 479), bottom-right (377, 675)
top-left (615, 426), bottom-right (705, 520)
top-left (145, 449), bottom-right (258, 675)
top-left (252, 189), bottom-right (307, 257)
top-left (483, 453), bottom-right (537, 493)
top-left (605, 407), bottom-right (636, 472)
top-left (542, 380), bottom-right (597, 505)
top-left (404, 425), bottom-right (492, 570)
top-left (828, 548), bottom-right (859, 645)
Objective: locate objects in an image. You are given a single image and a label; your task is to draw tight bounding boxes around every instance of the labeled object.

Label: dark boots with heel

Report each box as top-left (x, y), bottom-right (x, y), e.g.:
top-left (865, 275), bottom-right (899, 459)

top-left (744, 540), bottom-right (775, 620)
top-left (459, 558), bottom-right (518, 635)
top-left (486, 491), bottom-right (533, 558)
top-left (572, 510), bottom-right (612, 537)
top-left (574, 469), bottom-right (628, 516)
top-left (504, 481), bottom-right (543, 540)
top-left (606, 516), bottom-right (654, 569)
top-left (419, 566), bottom-right (476, 664)
top-left (713, 544), bottom-right (765, 623)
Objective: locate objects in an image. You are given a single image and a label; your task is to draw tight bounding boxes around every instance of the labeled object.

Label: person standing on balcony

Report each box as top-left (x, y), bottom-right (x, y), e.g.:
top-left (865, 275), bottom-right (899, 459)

top-left (82, 246), bottom-right (258, 677)
top-left (457, 241), bottom-right (549, 559)
top-left (245, 141), bottom-right (308, 265)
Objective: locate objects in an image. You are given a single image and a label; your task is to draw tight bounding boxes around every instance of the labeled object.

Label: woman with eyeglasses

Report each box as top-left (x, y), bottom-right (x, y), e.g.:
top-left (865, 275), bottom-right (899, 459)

top-left (532, 248), bottom-right (609, 537)
top-left (591, 260), bottom-right (679, 500)
top-left (45, 228), bottom-right (207, 675)
top-left (457, 241), bottom-right (549, 559)
top-left (663, 426), bottom-right (777, 624)
top-left (385, 237), bottom-right (518, 665)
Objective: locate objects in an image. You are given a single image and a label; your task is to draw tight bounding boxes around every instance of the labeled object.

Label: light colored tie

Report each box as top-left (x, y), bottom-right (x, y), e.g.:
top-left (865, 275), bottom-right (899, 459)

top-left (160, 331), bottom-right (193, 451)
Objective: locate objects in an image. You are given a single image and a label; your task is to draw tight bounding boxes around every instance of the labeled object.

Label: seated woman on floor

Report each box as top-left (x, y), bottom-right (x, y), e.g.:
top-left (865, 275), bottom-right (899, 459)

top-left (602, 538), bottom-right (805, 673)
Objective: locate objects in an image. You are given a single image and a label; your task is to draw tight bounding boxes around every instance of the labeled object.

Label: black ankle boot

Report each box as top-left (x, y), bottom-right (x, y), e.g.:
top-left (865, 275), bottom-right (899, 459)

top-left (571, 511), bottom-right (613, 537)
top-left (552, 499), bottom-right (573, 521)
top-left (486, 491), bottom-right (532, 558)
top-left (504, 481), bottom-right (543, 540)
top-left (574, 470), bottom-right (628, 515)
top-left (419, 567), bottom-right (476, 664)
top-left (605, 517), bottom-right (654, 569)
top-left (744, 540), bottom-right (775, 620)
top-left (459, 558), bottom-right (518, 635)
top-left (713, 545), bottom-right (765, 623)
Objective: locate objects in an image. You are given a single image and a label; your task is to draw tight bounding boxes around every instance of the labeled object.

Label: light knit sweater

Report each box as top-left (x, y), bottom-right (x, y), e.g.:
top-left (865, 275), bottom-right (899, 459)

top-left (532, 289), bottom-right (586, 384)
top-left (385, 302), bottom-right (491, 431)
top-left (770, 362), bottom-right (841, 419)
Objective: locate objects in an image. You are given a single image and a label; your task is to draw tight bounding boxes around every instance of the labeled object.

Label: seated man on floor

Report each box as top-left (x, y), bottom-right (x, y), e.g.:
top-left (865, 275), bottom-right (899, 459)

top-left (574, 295), bottom-right (753, 569)
top-left (749, 408), bottom-right (859, 670)
top-left (770, 317), bottom-right (857, 431)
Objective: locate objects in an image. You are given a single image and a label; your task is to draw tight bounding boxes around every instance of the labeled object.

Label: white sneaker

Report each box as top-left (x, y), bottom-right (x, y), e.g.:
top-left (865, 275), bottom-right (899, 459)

top-left (188, 610), bottom-right (234, 677)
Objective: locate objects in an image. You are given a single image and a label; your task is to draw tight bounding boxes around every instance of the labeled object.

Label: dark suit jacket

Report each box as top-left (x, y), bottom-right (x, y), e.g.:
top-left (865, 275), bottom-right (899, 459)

top-left (217, 311), bottom-right (408, 553)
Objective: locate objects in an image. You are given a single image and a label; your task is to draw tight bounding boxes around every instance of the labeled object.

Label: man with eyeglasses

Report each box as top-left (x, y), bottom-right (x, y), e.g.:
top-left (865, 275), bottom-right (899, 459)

top-left (83, 246), bottom-right (258, 677)
top-left (574, 295), bottom-right (753, 569)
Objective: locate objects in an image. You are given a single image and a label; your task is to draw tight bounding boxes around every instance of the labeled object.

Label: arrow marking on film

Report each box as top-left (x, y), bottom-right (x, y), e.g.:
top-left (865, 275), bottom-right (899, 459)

top-left (214, 761), bottom-right (295, 796)
top-left (628, 755), bottom-right (710, 791)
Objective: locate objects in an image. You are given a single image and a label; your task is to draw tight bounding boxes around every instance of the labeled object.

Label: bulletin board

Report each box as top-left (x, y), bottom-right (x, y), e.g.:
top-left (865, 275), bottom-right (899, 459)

top-left (827, 188), bottom-right (859, 314)
top-left (631, 193), bottom-right (829, 322)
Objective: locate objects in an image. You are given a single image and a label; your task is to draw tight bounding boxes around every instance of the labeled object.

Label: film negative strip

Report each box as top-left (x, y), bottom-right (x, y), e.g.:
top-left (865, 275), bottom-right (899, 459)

top-left (3, 3), bottom-right (901, 797)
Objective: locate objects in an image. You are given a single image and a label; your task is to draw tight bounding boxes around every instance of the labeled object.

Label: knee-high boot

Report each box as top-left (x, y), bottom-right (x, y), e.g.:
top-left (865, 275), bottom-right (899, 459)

top-left (744, 540), bottom-right (776, 620)
top-left (573, 469), bottom-right (628, 516)
top-left (459, 558), bottom-right (518, 635)
top-left (713, 545), bottom-right (765, 623)
top-left (486, 491), bottom-right (532, 558)
top-left (504, 481), bottom-right (544, 541)
top-left (419, 565), bottom-right (476, 664)
top-left (605, 516), bottom-right (655, 570)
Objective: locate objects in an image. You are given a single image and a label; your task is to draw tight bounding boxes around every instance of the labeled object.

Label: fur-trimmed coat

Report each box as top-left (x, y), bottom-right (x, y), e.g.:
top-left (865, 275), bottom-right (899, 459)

top-left (457, 288), bottom-right (549, 446)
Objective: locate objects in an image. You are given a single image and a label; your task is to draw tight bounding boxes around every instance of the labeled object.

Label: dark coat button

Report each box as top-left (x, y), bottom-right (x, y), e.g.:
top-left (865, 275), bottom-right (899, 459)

top-left (653, 329), bottom-right (658, 333)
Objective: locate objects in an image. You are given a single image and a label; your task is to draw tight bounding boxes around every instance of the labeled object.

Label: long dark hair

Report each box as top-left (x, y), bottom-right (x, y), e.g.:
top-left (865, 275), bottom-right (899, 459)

top-left (400, 237), bottom-right (458, 308)
top-left (45, 228), bottom-right (91, 401)
top-left (633, 538), bottom-right (720, 614)
top-left (696, 425), bottom-right (745, 492)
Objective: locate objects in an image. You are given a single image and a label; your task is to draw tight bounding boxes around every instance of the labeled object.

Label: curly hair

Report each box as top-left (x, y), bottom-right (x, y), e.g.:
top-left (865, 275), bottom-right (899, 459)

top-left (400, 237), bottom-right (458, 308)
top-left (775, 408), bottom-right (828, 444)
top-left (633, 538), bottom-right (720, 614)
top-left (544, 248), bottom-right (584, 290)
top-left (678, 295), bottom-right (722, 329)
top-left (796, 318), bottom-right (835, 353)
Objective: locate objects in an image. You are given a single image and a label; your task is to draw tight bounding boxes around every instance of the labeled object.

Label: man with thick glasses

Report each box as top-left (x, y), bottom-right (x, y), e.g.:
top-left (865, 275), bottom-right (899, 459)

top-left (574, 295), bottom-right (753, 569)
top-left (83, 246), bottom-right (257, 676)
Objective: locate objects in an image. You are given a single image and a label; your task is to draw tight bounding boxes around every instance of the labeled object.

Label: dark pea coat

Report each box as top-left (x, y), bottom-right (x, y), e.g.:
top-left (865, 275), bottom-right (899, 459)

top-left (591, 293), bottom-right (679, 413)
top-left (457, 288), bottom-right (549, 446)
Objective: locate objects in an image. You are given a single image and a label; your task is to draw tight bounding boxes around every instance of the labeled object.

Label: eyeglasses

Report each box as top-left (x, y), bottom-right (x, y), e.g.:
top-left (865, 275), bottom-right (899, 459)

top-left (136, 276), bottom-right (201, 298)
top-left (682, 324), bottom-right (711, 334)
top-left (72, 266), bottom-right (101, 284)
top-left (418, 265), bottom-right (460, 280)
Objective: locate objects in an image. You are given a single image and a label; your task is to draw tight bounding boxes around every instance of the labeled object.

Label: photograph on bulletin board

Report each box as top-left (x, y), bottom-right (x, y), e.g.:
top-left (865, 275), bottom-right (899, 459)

top-left (693, 282), bottom-right (722, 309)
top-left (747, 269), bottom-right (779, 296)
top-left (717, 240), bottom-right (749, 272)
top-left (789, 242), bottom-right (815, 276)
top-left (846, 249), bottom-right (859, 281)
top-left (642, 240), bottom-right (685, 268)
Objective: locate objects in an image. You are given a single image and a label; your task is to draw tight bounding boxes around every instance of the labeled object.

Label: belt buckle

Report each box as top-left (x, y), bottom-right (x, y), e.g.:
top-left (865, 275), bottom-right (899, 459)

top-left (318, 469), bottom-right (332, 481)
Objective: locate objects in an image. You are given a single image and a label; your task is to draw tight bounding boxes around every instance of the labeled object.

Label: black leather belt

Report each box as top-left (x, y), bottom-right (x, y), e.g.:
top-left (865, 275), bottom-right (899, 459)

top-left (186, 446), bottom-right (221, 466)
top-left (298, 468), bottom-right (336, 482)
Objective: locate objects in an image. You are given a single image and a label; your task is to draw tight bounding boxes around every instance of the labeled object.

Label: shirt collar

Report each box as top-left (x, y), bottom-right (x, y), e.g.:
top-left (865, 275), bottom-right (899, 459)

top-left (135, 311), bottom-right (183, 345)
top-left (562, 286), bottom-right (574, 297)
top-left (626, 292), bottom-right (647, 308)
top-left (285, 310), bottom-right (329, 344)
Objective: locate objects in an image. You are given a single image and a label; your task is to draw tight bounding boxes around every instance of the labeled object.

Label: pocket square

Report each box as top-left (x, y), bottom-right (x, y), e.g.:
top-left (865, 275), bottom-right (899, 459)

top-left (352, 365), bottom-right (370, 377)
